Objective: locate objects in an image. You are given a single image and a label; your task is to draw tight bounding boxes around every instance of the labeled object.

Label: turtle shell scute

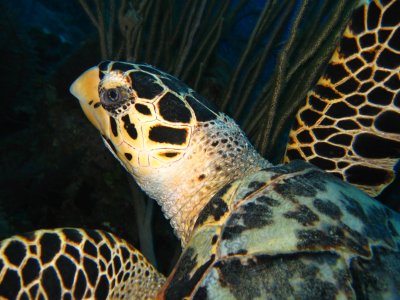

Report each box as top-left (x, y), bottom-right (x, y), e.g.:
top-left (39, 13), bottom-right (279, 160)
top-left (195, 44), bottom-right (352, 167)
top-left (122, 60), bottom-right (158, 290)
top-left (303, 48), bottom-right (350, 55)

top-left (161, 161), bottom-right (400, 299)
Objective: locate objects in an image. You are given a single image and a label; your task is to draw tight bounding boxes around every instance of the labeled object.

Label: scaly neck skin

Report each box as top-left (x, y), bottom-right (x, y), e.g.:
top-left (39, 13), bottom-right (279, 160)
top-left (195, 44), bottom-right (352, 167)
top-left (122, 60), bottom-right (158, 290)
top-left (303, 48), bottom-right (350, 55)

top-left (133, 114), bottom-right (271, 245)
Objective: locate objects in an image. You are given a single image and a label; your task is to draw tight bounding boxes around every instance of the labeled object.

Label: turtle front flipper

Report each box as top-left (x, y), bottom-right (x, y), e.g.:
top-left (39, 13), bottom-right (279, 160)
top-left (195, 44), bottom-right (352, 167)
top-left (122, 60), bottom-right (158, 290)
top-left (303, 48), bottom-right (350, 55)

top-left (0, 228), bottom-right (165, 299)
top-left (285, 0), bottom-right (400, 197)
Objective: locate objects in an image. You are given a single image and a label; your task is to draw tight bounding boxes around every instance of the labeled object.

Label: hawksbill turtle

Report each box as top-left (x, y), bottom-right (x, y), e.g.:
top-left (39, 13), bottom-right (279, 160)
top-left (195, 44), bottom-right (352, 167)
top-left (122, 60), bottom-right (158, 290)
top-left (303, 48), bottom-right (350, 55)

top-left (0, 0), bottom-right (399, 299)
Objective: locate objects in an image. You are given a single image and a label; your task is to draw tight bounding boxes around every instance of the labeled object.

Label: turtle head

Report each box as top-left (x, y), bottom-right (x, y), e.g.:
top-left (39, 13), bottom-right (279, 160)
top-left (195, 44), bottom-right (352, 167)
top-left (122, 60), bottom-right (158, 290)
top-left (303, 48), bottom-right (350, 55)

top-left (71, 61), bottom-right (269, 242)
top-left (70, 61), bottom-right (217, 175)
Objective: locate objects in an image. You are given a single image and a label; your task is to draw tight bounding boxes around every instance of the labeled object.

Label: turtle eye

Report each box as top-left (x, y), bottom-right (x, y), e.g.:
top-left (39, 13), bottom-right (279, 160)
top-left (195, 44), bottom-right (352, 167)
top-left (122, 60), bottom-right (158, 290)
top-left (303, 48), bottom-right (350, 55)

top-left (101, 88), bottom-right (123, 105)
top-left (107, 88), bottom-right (121, 102)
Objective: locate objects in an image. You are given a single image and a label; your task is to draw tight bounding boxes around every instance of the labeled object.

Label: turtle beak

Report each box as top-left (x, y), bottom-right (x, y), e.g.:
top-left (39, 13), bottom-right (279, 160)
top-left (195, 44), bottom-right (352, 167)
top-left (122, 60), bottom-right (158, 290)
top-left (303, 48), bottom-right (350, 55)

top-left (70, 66), bottom-right (110, 136)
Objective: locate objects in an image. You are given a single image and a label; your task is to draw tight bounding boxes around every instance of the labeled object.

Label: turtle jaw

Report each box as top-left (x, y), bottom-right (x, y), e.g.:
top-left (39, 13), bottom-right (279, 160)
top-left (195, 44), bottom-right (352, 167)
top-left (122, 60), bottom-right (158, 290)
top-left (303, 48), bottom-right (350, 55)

top-left (70, 66), bottom-right (110, 137)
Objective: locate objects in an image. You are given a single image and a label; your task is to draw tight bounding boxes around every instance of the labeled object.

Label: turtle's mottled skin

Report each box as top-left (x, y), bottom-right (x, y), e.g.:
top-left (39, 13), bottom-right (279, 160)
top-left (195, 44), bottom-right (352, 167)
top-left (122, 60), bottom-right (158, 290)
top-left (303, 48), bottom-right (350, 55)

top-left (1, 0), bottom-right (399, 299)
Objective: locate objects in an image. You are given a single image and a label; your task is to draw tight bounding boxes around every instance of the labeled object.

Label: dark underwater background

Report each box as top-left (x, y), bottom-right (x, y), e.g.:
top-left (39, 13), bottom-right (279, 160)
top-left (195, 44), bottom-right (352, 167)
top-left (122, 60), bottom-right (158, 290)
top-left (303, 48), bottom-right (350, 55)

top-left (0, 0), bottom-right (398, 274)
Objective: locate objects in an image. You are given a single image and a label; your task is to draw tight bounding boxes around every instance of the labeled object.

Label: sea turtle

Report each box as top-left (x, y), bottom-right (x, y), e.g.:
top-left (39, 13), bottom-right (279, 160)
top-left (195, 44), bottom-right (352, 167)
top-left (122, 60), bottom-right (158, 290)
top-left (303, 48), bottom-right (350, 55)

top-left (1, 0), bottom-right (400, 299)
